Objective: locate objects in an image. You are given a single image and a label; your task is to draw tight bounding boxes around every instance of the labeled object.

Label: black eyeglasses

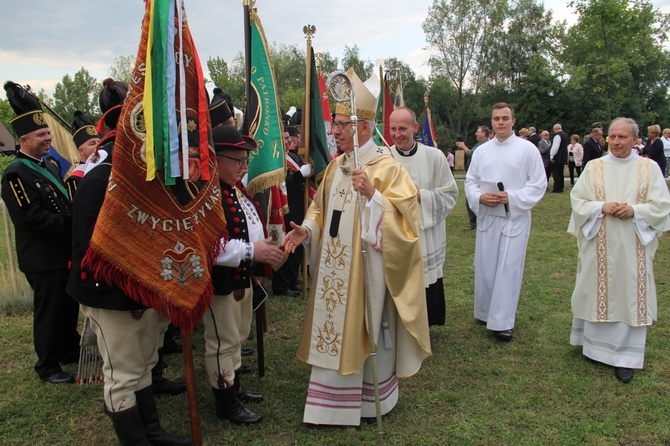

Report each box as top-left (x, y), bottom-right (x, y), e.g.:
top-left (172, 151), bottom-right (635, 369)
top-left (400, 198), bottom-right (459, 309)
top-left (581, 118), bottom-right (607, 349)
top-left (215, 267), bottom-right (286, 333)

top-left (217, 154), bottom-right (249, 166)
top-left (333, 121), bottom-right (352, 130)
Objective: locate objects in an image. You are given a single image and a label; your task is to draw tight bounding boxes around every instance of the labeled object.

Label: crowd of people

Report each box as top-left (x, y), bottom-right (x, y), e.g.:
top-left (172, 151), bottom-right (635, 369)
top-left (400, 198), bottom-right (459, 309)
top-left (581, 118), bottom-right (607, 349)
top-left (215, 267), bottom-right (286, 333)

top-left (3, 69), bottom-right (670, 445)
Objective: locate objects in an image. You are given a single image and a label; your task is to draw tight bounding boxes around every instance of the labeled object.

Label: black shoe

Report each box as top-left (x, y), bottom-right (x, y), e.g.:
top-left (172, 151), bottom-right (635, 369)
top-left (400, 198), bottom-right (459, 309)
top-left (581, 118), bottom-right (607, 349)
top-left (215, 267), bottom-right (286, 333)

top-left (212, 387), bottom-right (262, 424)
top-left (241, 348), bottom-right (255, 357)
top-left (162, 325), bottom-right (183, 355)
top-left (290, 282), bottom-right (304, 292)
top-left (233, 372), bottom-right (263, 404)
top-left (42, 371), bottom-right (75, 384)
top-left (615, 367), bottom-right (634, 383)
top-left (136, 386), bottom-right (192, 445)
top-left (105, 405), bottom-right (150, 445)
top-left (235, 389), bottom-right (264, 404)
top-left (237, 365), bottom-right (253, 375)
top-left (162, 338), bottom-right (182, 355)
top-left (153, 377), bottom-right (187, 396)
top-left (496, 329), bottom-right (513, 342)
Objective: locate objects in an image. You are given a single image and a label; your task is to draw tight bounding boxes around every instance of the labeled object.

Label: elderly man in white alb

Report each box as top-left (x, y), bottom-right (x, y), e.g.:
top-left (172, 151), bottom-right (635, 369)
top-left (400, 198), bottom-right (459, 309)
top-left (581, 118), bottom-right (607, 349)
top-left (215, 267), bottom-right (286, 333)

top-left (389, 106), bottom-right (458, 327)
top-left (465, 102), bottom-right (546, 342)
top-left (568, 117), bottom-right (670, 384)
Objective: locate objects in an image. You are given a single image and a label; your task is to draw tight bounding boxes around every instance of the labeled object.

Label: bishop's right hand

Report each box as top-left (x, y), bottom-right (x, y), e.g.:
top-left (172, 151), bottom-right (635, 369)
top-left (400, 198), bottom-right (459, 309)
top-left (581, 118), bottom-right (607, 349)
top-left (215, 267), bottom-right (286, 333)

top-left (282, 221), bottom-right (308, 253)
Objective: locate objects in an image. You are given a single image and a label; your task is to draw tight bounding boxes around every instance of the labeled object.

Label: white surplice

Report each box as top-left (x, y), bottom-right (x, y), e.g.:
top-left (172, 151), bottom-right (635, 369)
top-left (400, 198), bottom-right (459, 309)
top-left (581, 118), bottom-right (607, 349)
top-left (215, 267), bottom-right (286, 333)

top-left (391, 143), bottom-right (458, 287)
top-left (568, 152), bottom-right (670, 368)
top-left (464, 134), bottom-right (547, 330)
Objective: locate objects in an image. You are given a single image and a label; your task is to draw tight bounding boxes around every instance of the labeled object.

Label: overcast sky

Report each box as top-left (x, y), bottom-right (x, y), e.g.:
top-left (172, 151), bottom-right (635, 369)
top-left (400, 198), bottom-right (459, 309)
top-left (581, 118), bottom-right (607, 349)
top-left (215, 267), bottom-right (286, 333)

top-left (2, 0), bottom-right (669, 97)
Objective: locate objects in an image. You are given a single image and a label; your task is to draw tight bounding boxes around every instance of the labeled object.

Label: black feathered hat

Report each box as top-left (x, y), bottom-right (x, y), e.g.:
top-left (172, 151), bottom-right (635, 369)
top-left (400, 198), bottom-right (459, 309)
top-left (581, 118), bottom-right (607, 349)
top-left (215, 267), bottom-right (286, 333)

top-left (71, 110), bottom-right (100, 148)
top-left (212, 125), bottom-right (257, 154)
top-left (4, 81), bottom-right (48, 137)
top-left (99, 78), bottom-right (128, 129)
top-left (209, 87), bottom-right (234, 127)
top-left (286, 126), bottom-right (299, 137)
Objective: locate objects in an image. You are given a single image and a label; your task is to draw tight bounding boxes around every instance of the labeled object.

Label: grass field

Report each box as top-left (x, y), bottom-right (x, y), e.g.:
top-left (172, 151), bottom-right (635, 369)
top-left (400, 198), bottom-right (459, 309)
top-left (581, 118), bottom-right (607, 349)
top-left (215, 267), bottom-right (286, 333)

top-left (1, 178), bottom-right (669, 445)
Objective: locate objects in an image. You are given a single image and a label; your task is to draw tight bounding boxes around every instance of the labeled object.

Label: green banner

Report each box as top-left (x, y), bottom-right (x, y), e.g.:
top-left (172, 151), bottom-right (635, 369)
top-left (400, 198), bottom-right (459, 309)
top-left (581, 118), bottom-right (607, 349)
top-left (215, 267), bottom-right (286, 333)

top-left (245, 8), bottom-right (285, 195)
top-left (308, 48), bottom-right (330, 185)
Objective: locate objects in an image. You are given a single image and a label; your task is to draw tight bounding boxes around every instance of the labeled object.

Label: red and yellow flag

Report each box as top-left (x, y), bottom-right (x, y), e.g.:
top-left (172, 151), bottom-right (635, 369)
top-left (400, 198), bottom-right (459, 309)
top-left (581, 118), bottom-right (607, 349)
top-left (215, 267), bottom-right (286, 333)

top-left (83, 0), bottom-right (226, 332)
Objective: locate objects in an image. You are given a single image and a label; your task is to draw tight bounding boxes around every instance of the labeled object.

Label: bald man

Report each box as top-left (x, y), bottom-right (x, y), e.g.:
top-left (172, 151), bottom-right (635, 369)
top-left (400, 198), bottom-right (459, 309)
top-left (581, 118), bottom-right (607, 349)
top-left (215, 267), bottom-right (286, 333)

top-left (389, 106), bottom-right (458, 326)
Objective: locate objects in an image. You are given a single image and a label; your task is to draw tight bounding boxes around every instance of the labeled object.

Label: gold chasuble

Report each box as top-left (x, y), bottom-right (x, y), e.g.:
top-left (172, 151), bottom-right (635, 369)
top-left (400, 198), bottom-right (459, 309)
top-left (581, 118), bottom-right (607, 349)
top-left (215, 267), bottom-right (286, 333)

top-left (297, 144), bottom-right (431, 376)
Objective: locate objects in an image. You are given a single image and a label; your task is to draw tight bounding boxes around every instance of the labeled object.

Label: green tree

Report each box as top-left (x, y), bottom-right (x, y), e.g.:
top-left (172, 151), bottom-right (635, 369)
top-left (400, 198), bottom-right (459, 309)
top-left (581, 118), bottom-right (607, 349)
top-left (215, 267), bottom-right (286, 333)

top-left (0, 99), bottom-right (14, 139)
top-left (513, 55), bottom-right (565, 132)
top-left (423, 0), bottom-right (507, 137)
top-left (482, 0), bottom-right (565, 92)
top-left (207, 54), bottom-right (245, 110)
top-left (316, 51), bottom-right (339, 78)
top-left (269, 43), bottom-right (306, 112)
top-left (49, 68), bottom-right (100, 122)
top-left (382, 58), bottom-right (428, 118)
top-left (108, 55), bottom-right (136, 85)
top-left (341, 45), bottom-right (374, 79)
top-left (561, 0), bottom-right (670, 127)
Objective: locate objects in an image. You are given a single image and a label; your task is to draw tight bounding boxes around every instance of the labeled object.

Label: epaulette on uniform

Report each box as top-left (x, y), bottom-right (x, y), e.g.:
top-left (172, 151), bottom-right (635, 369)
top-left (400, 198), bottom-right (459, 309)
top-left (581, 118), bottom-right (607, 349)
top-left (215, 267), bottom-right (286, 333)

top-left (4, 174), bottom-right (31, 209)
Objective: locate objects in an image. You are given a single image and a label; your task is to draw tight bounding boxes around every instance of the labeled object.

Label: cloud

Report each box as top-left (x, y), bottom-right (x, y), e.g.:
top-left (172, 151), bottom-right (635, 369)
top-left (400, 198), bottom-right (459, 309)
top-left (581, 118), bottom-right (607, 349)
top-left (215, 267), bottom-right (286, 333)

top-left (3, 0), bottom-right (667, 98)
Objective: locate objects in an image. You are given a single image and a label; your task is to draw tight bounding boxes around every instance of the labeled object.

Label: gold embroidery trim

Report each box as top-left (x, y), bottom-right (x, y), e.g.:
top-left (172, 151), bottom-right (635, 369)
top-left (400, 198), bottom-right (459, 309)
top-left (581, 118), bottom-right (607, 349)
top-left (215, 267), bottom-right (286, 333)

top-left (635, 159), bottom-right (652, 325)
top-left (315, 234), bottom-right (348, 357)
top-left (592, 159), bottom-right (609, 321)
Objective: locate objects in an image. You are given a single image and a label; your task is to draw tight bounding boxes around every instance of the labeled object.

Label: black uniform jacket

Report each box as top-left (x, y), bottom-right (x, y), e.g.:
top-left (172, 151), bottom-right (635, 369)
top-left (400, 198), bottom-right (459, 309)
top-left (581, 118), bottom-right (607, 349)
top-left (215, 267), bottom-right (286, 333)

top-left (1, 151), bottom-right (72, 273)
top-left (65, 146), bottom-right (145, 311)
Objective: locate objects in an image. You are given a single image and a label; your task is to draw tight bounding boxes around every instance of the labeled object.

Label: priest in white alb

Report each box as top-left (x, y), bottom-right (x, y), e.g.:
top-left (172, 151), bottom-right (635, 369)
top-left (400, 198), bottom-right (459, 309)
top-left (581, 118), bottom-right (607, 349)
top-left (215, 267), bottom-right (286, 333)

top-left (389, 106), bottom-right (458, 326)
top-left (464, 102), bottom-right (547, 342)
top-left (568, 117), bottom-right (670, 383)
top-left (282, 68), bottom-right (431, 426)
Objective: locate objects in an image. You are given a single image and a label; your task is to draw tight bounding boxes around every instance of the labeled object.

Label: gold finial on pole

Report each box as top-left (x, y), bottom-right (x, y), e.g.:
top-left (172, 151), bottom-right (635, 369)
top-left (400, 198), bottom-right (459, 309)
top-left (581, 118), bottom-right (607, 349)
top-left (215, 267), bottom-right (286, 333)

top-left (424, 90), bottom-right (430, 108)
top-left (303, 24), bottom-right (316, 41)
top-left (315, 52), bottom-right (323, 72)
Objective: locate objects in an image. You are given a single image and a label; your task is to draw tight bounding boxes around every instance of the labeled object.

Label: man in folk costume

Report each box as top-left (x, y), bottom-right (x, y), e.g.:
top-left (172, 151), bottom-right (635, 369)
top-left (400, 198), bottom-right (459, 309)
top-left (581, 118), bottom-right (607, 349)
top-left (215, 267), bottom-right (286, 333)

top-left (272, 125), bottom-right (312, 297)
top-left (568, 117), bottom-right (670, 383)
top-left (208, 87), bottom-right (256, 359)
top-left (207, 125), bottom-right (284, 424)
top-left (66, 79), bottom-right (191, 446)
top-left (1, 81), bottom-right (80, 384)
top-left (282, 68), bottom-right (431, 426)
top-left (389, 106), bottom-right (458, 326)
top-left (464, 103), bottom-right (546, 342)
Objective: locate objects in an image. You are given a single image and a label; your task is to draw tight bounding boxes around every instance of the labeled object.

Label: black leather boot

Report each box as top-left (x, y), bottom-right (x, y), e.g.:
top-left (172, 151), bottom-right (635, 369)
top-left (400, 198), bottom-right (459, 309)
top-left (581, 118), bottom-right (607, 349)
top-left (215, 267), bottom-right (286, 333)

top-left (162, 325), bottom-right (182, 355)
top-left (211, 386), bottom-right (262, 424)
top-left (152, 348), bottom-right (186, 396)
top-left (135, 386), bottom-right (192, 446)
top-left (105, 405), bottom-right (150, 446)
top-left (234, 371), bottom-right (263, 404)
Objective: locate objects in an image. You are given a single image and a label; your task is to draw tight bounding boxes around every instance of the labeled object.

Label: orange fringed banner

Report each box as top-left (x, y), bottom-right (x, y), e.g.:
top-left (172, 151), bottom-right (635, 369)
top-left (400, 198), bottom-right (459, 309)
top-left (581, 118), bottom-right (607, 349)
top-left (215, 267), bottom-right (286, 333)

top-left (83, 0), bottom-right (227, 332)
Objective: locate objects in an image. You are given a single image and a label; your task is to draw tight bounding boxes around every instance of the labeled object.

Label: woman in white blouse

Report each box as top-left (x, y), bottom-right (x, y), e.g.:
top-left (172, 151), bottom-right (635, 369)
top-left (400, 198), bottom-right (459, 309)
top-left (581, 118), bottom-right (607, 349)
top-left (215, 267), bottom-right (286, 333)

top-left (661, 128), bottom-right (670, 178)
top-left (568, 134), bottom-right (584, 186)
